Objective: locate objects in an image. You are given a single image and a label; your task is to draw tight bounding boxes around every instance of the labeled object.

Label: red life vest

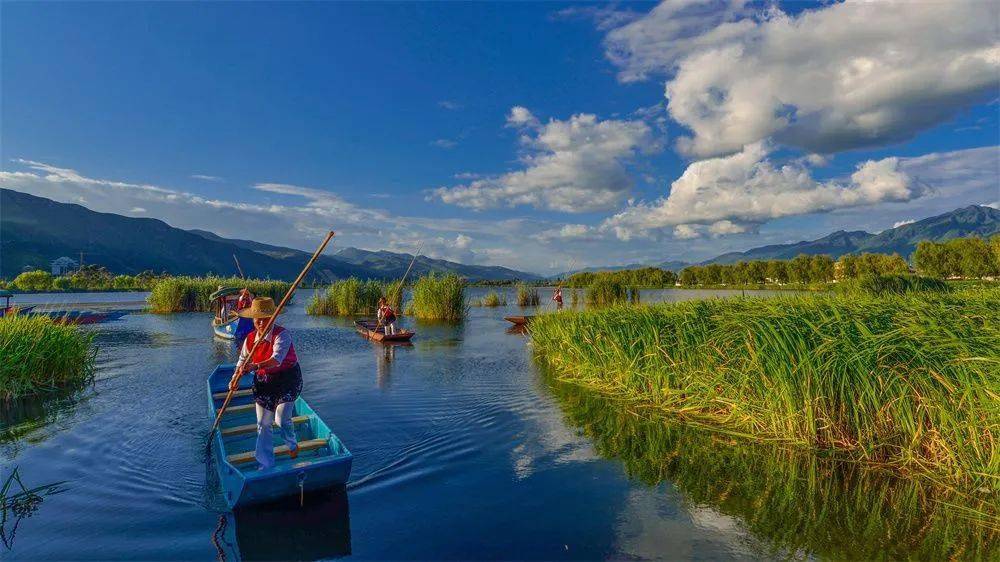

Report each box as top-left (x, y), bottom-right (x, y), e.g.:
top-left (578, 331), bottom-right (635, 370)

top-left (244, 326), bottom-right (298, 375)
top-left (380, 305), bottom-right (396, 323)
top-left (237, 292), bottom-right (253, 309)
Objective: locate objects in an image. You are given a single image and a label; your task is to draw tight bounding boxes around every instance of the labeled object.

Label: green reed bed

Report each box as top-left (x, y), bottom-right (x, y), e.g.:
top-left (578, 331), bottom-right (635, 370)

top-left (585, 277), bottom-right (634, 307)
top-left (306, 278), bottom-right (401, 316)
top-left (472, 291), bottom-right (506, 307)
top-left (147, 276), bottom-right (290, 313)
top-left (407, 273), bottom-right (466, 321)
top-left (836, 273), bottom-right (951, 296)
top-left (545, 375), bottom-right (999, 559)
top-left (530, 288), bottom-right (1000, 486)
top-left (0, 316), bottom-right (96, 400)
top-left (516, 283), bottom-right (540, 306)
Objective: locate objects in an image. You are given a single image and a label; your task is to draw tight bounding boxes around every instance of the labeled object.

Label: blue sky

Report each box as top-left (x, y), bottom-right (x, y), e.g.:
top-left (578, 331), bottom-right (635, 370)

top-left (2, 1), bottom-right (998, 274)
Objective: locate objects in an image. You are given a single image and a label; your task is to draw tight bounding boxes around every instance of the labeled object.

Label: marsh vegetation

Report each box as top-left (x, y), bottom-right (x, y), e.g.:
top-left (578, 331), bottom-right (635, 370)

top-left (0, 316), bottom-right (96, 400)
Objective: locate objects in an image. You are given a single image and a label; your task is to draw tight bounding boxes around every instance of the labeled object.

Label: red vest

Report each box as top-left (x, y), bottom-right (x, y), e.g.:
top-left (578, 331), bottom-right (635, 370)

top-left (237, 292), bottom-right (253, 309)
top-left (244, 326), bottom-right (298, 375)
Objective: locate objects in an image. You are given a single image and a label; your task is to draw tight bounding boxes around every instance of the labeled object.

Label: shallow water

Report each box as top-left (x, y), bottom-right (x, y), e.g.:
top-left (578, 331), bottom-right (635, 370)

top-left (2, 289), bottom-right (994, 560)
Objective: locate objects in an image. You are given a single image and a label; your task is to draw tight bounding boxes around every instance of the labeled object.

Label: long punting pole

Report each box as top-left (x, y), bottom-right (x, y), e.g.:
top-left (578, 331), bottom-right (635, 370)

top-left (233, 254), bottom-right (246, 280)
top-left (208, 232), bottom-right (335, 438)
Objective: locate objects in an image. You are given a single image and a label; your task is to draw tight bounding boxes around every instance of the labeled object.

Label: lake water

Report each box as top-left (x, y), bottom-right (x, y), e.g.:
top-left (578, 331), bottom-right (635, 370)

top-left (2, 288), bottom-right (995, 560)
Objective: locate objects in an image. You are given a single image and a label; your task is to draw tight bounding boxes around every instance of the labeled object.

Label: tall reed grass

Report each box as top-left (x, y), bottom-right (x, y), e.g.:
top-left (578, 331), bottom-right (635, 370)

top-left (471, 291), bottom-right (506, 307)
top-left (407, 273), bottom-right (466, 321)
top-left (306, 278), bottom-right (401, 316)
top-left (530, 288), bottom-right (1000, 485)
top-left (836, 274), bottom-right (951, 296)
top-left (516, 283), bottom-right (540, 306)
top-left (0, 316), bottom-right (96, 400)
top-left (147, 276), bottom-right (289, 313)
top-left (585, 277), bottom-right (632, 307)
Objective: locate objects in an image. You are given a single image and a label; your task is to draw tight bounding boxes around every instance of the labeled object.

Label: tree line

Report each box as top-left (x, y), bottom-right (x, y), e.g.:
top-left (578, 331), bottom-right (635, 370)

top-left (2, 266), bottom-right (167, 292)
top-left (560, 234), bottom-right (999, 289)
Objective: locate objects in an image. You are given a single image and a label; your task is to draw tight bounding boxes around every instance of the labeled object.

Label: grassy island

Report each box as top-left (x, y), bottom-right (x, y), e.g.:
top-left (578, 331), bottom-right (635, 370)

top-left (530, 287), bottom-right (1000, 486)
top-left (408, 273), bottom-right (466, 321)
top-left (147, 276), bottom-right (290, 313)
top-left (0, 316), bottom-right (96, 400)
top-left (307, 278), bottom-right (402, 316)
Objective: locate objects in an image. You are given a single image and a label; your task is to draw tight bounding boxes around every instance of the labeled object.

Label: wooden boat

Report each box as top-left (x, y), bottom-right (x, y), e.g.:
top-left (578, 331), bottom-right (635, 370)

top-left (213, 314), bottom-right (254, 341)
top-left (0, 290), bottom-right (34, 317)
top-left (211, 287), bottom-right (253, 341)
top-left (503, 315), bottom-right (534, 326)
top-left (34, 310), bottom-right (128, 325)
top-left (207, 364), bottom-right (353, 509)
top-left (354, 320), bottom-right (415, 342)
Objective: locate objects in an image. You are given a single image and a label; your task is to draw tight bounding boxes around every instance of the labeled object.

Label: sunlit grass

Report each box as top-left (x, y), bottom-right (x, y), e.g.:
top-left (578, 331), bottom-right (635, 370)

top-left (585, 277), bottom-right (632, 307)
top-left (471, 291), bottom-right (506, 307)
top-left (306, 278), bottom-right (401, 316)
top-left (147, 276), bottom-right (289, 313)
top-left (530, 287), bottom-right (1000, 486)
top-left (407, 273), bottom-right (466, 321)
top-left (0, 316), bottom-right (96, 400)
top-left (516, 283), bottom-right (540, 306)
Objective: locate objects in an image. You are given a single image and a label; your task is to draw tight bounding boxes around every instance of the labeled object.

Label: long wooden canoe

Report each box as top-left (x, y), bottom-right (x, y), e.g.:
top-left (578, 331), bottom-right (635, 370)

top-left (354, 320), bottom-right (415, 342)
top-left (207, 364), bottom-right (353, 509)
top-left (503, 315), bottom-right (534, 326)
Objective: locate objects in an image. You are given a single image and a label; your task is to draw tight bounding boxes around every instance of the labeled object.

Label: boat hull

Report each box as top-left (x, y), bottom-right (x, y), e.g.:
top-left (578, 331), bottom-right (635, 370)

top-left (35, 310), bottom-right (128, 325)
top-left (213, 316), bottom-right (253, 341)
top-left (207, 364), bottom-right (353, 509)
top-left (503, 315), bottom-right (534, 326)
top-left (354, 320), bottom-right (415, 342)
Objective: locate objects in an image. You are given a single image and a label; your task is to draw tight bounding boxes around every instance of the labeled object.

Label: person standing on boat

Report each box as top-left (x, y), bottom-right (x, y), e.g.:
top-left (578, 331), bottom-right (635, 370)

top-left (552, 287), bottom-right (563, 308)
top-left (236, 287), bottom-right (253, 311)
top-left (230, 297), bottom-right (302, 470)
top-left (377, 297), bottom-right (397, 336)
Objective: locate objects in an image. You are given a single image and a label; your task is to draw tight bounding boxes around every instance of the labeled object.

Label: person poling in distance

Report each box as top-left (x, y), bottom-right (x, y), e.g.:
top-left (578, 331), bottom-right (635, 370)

top-left (552, 287), bottom-right (563, 308)
top-left (236, 287), bottom-right (254, 310)
top-left (377, 297), bottom-right (397, 336)
top-left (229, 297), bottom-right (303, 469)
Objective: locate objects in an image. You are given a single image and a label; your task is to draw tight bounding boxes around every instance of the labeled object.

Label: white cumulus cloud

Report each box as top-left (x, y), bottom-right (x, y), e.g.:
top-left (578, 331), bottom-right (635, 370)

top-left (601, 142), bottom-right (922, 240)
top-left (434, 108), bottom-right (658, 212)
top-left (603, 0), bottom-right (1000, 157)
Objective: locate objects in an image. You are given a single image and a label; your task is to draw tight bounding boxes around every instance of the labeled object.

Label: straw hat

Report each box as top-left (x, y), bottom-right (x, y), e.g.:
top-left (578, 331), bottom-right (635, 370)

top-left (238, 297), bottom-right (281, 319)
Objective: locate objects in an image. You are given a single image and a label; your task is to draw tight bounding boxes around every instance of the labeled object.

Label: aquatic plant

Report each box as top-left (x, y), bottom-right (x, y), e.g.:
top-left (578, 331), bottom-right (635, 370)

top-left (0, 316), bottom-right (96, 400)
top-left (516, 283), bottom-right (540, 306)
top-left (306, 278), bottom-right (401, 316)
top-left (476, 291), bottom-right (506, 307)
top-left (836, 274), bottom-right (951, 296)
top-left (584, 277), bottom-right (630, 307)
top-left (407, 273), bottom-right (466, 321)
top-left (544, 375), bottom-right (1000, 560)
top-left (530, 288), bottom-right (1000, 486)
top-left (147, 276), bottom-right (290, 313)
top-left (1, 467), bottom-right (67, 549)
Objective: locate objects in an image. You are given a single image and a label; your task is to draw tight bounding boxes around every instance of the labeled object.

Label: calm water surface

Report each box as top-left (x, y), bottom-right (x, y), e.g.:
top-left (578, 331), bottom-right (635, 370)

top-left (2, 289), bottom-right (994, 560)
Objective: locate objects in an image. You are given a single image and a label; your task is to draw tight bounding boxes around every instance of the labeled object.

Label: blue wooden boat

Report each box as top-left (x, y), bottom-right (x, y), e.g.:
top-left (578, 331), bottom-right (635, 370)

top-left (207, 364), bottom-right (353, 509)
top-left (213, 315), bottom-right (254, 341)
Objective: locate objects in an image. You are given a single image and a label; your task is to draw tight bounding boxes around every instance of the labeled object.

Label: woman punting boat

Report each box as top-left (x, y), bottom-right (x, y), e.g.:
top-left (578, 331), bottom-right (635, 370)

top-left (211, 286), bottom-right (254, 341)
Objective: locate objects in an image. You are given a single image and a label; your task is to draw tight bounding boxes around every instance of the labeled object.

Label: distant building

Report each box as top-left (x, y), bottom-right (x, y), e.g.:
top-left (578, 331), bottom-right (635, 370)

top-left (51, 257), bottom-right (78, 276)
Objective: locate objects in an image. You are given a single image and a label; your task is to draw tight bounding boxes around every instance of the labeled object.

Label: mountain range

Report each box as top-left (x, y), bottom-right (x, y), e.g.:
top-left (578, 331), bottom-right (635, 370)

top-left (0, 189), bottom-right (539, 281)
top-left (3, 188), bottom-right (997, 280)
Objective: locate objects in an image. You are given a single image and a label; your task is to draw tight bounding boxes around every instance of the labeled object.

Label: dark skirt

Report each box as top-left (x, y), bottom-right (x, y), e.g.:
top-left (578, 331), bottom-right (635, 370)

top-left (253, 363), bottom-right (303, 412)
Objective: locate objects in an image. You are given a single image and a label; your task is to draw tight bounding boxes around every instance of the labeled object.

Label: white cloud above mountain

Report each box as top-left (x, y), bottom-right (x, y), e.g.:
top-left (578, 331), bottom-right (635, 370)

top-left (433, 107), bottom-right (658, 212)
top-left (601, 142), bottom-right (923, 240)
top-left (603, 0), bottom-right (1000, 157)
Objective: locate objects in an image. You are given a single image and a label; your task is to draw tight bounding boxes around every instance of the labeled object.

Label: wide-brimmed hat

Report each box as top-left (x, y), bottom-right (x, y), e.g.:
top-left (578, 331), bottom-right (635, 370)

top-left (238, 297), bottom-right (282, 319)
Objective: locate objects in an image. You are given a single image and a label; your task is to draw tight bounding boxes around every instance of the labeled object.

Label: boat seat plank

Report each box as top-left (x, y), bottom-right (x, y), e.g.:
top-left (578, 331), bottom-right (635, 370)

top-left (221, 415), bottom-right (309, 437)
top-left (213, 389), bottom-right (252, 399)
top-left (217, 403), bottom-right (255, 416)
top-left (227, 438), bottom-right (328, 465)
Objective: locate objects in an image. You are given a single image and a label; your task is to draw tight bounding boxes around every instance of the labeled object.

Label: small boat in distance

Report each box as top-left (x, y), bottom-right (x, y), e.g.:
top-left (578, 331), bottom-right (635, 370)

top-left (0, 290), bottom-right (34, 317)
top-left (32, 309), bottom-right (128, 325)
top-left (354, 320), bottom-right (415, 343)
top-left (503, 315), bottom-right (534, 326)
top-left (211, 287), bottom-right (253, 342)
top-left (207, 364), bottom-right (353, 509)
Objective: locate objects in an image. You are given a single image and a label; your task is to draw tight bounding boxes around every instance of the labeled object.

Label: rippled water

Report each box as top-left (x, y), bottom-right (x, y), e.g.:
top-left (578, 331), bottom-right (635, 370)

top-left (3, 288), bottom-right (994, 560)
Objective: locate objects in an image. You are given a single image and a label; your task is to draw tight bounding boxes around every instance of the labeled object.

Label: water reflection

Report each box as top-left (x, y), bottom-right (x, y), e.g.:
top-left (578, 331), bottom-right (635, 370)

top-left (1, 467), bottom-right (67, 550)
top-left (542, 372), bottom-right (1000, 561)
top-left (221, 489), bottom-right (351, 561)
top-left (0, 386), bottom-right (93, 460)
top-left (373, 341), bottom-right (413, 389)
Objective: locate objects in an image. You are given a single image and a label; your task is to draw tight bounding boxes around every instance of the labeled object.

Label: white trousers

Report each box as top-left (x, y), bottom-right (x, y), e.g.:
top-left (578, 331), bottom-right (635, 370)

top-left (384, 321), bottom-right (396, 335)
top-left (254, 401), bottom-right (297, 470)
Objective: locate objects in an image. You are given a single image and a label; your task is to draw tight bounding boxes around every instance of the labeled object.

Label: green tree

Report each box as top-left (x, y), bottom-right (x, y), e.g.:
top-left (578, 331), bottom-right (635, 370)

top-left (808, 255), bottom-right (835, 283)
top-left (766, 260), bottom-right (788, 284)
top-left (13, 270), bottom-right (54, 291)
top-left (789, 255), bottom-right (813, 284)
top-left (679, 267), bottom-right (699, 286)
